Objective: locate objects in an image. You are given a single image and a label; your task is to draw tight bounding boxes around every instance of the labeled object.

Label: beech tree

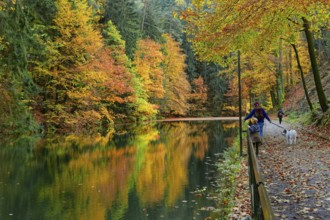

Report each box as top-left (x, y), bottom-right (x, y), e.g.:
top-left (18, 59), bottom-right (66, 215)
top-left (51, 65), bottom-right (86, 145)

top-left (33, 0), bottom-right (105, 131)
top-left (189, 76), bottom-right (208, 115)
top-left (134, 38), bottom-right (165, 101)
top-left (103, 20), bottom-right (157, 119)
top-left (182, 0), bottom-right (330, 112)
top-left (160, 34), bottom-right (191, 116)
top-left (302, 17), bottom-right (328, 112)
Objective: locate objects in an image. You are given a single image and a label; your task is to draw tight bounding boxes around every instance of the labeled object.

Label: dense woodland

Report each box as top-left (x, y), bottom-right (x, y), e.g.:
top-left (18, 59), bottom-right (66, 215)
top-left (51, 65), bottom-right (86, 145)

top-left (0, 0), bottom-right (329, 135)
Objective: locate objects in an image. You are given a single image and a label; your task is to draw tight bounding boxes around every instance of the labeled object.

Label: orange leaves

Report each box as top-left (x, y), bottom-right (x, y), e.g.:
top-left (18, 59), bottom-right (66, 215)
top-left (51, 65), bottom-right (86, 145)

top-left (190, 76), bottom-right (208, 114)
top-left (35, 0), bottom-right (136, 132)
top-left (182, 0), bottom-right (330, 66)
top-left (193, 76), bottom-right (208, 97)
top-left (80, 48), bottom-right (134, 104)
top-left (46, 46), bottom-right (135, 131)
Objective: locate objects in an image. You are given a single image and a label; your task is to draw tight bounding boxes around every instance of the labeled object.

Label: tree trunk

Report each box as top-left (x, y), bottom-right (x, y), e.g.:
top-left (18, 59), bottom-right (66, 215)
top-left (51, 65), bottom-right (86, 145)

top-left (275, 39), bottom-right (284, 109)
top-left (291, 44), bottom-right (313, 112)
top-left (238, 50), bottom-right (242, 156)
top-left (279, 38), bottom-right (284, 104)
top-left (141, 0), bottom-right (147, 32)
top-left (289, 47), bottom-right (293, 85)
top-left (302, 17), bottom-right (328, 112)
top-left (270, 88), bottom-right (277, 109)
top-left (285, 47), bottom-right (289, 86)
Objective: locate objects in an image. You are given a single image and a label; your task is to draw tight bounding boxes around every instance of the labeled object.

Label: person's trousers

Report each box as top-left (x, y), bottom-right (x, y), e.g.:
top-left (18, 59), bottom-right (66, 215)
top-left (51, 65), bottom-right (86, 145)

top-left (258, 122), bottom-right (264, 137)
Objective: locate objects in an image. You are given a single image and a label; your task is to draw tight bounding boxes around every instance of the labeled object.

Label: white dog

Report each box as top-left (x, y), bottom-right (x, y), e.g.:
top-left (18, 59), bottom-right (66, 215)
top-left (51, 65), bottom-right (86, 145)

top-left (282, 129), bottom-right (297, 145)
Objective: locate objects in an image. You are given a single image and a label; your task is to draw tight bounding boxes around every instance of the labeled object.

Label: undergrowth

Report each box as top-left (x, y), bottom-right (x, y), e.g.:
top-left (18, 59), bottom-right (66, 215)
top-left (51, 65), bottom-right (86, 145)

top-left (286, 108), bottom-right (330, 127)
top-left (213, 135), bottom-right (242, 219)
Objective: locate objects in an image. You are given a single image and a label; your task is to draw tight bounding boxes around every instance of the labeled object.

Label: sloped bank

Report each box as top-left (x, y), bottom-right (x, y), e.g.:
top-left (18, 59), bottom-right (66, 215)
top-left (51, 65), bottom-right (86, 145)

top-left (211, 136), bottom-right (252, 219)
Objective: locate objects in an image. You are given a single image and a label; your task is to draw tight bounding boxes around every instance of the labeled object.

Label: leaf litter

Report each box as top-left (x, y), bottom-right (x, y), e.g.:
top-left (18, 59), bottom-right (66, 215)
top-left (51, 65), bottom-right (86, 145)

top-left (230, 122), bottom-right (329, 219)
top-left (256, 122), bottom-right (330, 220)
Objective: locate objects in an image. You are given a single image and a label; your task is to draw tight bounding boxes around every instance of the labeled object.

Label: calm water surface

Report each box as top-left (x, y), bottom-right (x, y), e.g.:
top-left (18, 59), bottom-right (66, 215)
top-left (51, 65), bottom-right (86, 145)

top-left (0, 121), bottom-right (238, 220)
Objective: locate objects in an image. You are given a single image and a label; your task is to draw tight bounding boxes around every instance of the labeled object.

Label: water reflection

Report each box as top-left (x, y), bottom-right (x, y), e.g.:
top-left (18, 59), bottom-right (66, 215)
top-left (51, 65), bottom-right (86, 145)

top-left (0, 121), bottom-right (237, 220)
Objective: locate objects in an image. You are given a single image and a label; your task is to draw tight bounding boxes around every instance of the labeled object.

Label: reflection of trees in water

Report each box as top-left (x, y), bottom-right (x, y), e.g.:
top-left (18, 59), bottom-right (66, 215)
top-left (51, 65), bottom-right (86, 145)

top-left (161, 123), bottom-right (192, 207)
top-left (207, 121), bottom-right (238, 156)
top-left (136, 143), bottom-right (166, 205)
top-left (0, 121), bottom-right (237, 220)
top-left (0, 131), bottom-right (138, 220)
top-left (40, 143), bottom-right (137, 220)
top-left (136, 122), bottom-right (191, 207)
top-left (158, 121), bottom-right (209, 160)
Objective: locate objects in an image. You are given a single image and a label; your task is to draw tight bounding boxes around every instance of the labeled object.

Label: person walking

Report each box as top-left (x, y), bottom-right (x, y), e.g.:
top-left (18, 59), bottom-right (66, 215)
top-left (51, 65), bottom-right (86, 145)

top-left (248, 117), bottom-right (261, 155)
top-left (277, 109), bottom-right (284, 124)
top-left (244, 102), bottom-right (271, 137)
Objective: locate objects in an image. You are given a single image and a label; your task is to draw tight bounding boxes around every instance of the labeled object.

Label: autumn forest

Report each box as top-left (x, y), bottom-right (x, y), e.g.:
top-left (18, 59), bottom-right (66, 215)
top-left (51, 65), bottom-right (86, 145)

top-left (1, 0), bottom-right (330, 135)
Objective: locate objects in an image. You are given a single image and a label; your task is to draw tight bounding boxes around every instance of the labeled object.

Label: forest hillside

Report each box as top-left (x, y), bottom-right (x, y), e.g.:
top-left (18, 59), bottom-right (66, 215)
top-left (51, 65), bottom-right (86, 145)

top-left (283, 58), bottom-right (330, 125)
top-left (1, 0), bottom-right (329, 135)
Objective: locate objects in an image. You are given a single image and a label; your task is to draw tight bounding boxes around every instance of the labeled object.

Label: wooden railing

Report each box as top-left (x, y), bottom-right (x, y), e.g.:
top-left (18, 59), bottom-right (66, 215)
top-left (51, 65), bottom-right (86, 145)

top-left (247, 131), bottom-right (276, 220)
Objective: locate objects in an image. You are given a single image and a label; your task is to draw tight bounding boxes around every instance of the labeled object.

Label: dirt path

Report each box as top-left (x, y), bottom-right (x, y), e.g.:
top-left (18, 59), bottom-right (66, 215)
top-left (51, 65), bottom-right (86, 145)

top-left (257, 121), bottom-right (330, 219)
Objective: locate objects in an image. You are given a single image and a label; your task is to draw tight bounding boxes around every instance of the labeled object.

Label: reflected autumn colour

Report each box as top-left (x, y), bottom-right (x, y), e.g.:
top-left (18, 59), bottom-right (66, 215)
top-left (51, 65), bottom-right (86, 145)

top-left (0, 121), bottom-right (238, 220)
top-left (136, 143), bottom-right (166, 206)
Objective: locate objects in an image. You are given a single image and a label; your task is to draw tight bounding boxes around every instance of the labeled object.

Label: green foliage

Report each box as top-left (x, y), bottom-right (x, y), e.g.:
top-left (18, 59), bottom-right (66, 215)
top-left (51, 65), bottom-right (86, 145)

top-left (25, 0), bottom-right (57, 26)
top-left (0, 0), bottom-right (50, 134)
top-left (0, 0), bottom-right (40, 94)
top-left (102, 20), bottom-right (156, 121)
top-left (156, 0), bottom-right (185, 40)
top-left (205, 69), bottom-right (228, 116)
top-left (215, 135), bottom-right (241, 217)
top-left (286, 107), bottom-right (330, 127)
top-left (139, 0), bottom-right (163, 41)
top-left (181, 33), bottom-right (230, 116)
top-left (285, 110), bottom-right (310, 125)
top-left (104, 0), bottom-right (141, 59)
top-left (103, 20), bottom-right (125, 49)
top-left (0, 74), bottom-right (41, 135)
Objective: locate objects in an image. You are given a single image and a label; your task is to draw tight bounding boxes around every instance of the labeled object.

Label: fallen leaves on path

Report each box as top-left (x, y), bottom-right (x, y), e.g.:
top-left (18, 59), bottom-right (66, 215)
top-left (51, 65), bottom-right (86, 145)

top-left (257, 122), bottom-right (330, 220)
top-left (229, 160), bottom-right (251, 220)
top-left (230, 122), bottom-right (329, 220)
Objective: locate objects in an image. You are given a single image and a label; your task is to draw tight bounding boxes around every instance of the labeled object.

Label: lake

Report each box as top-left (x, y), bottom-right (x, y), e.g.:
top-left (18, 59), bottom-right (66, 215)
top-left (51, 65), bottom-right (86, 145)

top-left (0, 120), bottom-right (238, 220)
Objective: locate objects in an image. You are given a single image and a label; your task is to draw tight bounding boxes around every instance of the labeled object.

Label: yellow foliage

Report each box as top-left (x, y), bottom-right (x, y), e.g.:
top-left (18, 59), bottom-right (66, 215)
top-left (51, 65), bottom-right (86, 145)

top-left (161, 34), bottom-right (191, 115)
top-left (134, 39), bottom-right (165, 99)
top-left (53, 0), bottom-right (103, 66)
top-left (136, 144), bottom-right (166, 205)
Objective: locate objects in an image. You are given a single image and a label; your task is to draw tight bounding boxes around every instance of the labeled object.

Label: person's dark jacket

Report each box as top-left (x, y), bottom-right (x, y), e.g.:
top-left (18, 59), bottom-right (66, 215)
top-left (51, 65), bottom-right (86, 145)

top-left (244, 107), bottom-right (271, 123)
top-left (278, 110), bottom-right (284, 118)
